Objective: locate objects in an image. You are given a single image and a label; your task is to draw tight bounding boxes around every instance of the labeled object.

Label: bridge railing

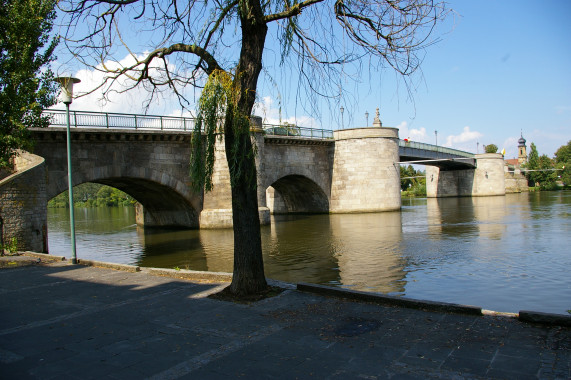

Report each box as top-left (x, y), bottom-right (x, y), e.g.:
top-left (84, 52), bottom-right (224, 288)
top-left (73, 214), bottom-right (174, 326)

top-left (44, 109), bottom-right (335, 139)
top-left (263, 124), bottom-right (333, 139)
top-left (399, 139), bottom-right (474, 158)
top-left (44, 109), bottom-right (196, 131)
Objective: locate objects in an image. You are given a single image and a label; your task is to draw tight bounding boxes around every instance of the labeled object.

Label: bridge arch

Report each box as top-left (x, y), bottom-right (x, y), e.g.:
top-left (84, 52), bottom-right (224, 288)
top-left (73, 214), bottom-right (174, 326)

top-left (47, 165), bottom-right (201, 229)
top-left (266, 175), bottom-right (329, 214)
top-left (29, 126), bottom-right (202, 230)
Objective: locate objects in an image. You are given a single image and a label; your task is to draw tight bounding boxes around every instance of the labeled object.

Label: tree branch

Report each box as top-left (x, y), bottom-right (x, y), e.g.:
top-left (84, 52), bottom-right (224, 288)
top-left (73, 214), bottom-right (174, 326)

top-left (264, 0), bottom-right (325, 23)
top-left (148, 43), bottom-right (222, 75)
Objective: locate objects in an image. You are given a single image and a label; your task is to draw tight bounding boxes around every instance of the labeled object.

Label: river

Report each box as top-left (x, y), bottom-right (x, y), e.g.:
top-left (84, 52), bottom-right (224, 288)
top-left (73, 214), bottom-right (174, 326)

top-left (47, 191), bottom-right (571, 315)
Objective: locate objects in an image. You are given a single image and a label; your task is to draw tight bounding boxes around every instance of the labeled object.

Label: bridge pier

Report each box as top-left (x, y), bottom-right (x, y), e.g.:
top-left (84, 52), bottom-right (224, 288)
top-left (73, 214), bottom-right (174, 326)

top-left (330, 128), bottom-right (401, 213)
top-left (199, 118), bottom-right (270, 229)
top-left (0, 152), bottom-right (48, 252)
top-left (426, 153), bottom-right (506, 197)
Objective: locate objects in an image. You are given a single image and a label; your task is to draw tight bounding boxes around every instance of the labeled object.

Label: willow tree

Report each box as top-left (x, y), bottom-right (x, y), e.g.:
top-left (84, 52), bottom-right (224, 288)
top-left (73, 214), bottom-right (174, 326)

top-left (60, 0), bottom-right (448, 296)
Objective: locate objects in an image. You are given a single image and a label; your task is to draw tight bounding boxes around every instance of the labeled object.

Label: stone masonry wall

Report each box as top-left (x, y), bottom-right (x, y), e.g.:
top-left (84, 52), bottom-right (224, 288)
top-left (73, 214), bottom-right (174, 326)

top-left (200, 136), bottom-right (234, 228)
top-left (261, 137), bottom-right (333, 214)
top-left (0, 152), bottom-right (48, 252)
top-left (504, 166), bottom-right (529, 193)
top-left (472, 153), bottom-right (506, 196)
top-left (426, 154), bottom-right (506, 197)
top-left (31, 128), bottom-right (201, 229)
top-left (330, 128), bottom-right (401, 212)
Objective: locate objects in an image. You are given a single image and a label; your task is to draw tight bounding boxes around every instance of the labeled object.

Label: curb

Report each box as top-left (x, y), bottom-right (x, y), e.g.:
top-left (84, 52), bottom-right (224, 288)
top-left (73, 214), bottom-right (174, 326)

top-left (22, 252), bottom-right (67, 261)
top-left (519, 310), bottom-right (571, 327)
top-left (142, 267), bottom-right (232, 282)
top-left (78, 259), bottom-right (140, 273)
top-left (297, 283), bottom-right (482, 316)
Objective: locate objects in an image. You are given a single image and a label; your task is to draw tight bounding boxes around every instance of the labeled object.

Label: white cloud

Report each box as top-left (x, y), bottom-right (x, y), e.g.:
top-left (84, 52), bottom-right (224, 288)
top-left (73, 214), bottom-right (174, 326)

top-left (53, 54), bottom-right (196, 115)
top-left (254, 96), bottom-right (320, 128)
top-left (394, 121), bottom-right (429, 143)
top-left (444, 126), bottom-right (483, 152)
top-left (54, 56), bottom-right (320, 129)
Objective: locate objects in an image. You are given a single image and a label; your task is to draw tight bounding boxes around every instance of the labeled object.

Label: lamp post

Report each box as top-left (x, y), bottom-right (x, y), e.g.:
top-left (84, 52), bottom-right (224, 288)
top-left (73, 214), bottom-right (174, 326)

top-left (365, 111), bottom-right (369, 127)
top-left (435, 130), bottom-right (438, 146)
top-left (55, 76), bottom-right (81, 264)
top-left (340, 106), bottom-right (344, 129)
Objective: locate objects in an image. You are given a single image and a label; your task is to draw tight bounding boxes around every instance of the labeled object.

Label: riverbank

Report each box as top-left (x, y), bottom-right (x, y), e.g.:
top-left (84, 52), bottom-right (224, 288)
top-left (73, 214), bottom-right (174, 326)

top-left (1, 253), bottom-right (569, 379)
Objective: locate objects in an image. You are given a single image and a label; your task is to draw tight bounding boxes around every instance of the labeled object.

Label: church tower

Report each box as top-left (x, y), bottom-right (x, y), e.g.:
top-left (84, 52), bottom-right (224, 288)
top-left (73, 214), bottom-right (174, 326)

top-left (518, 132), bottom-right (527, 165)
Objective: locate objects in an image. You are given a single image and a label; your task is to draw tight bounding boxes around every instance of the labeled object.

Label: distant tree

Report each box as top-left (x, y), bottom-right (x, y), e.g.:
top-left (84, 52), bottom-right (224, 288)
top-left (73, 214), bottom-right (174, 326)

top-left (537, 154), bottom-right (556, 187)
top-left (554, 141), bottom-right (570, 186)
top-left (0, 0), bottom-right (58, 169)
top-left (523, 143), bottom-right (557, 188)
top-left (524, 142), bottom-right (539, 186)
top-left (48, 183), bottom-right (135, 208)
top-left (554, 141), bottom-right (571, 164)
top-left (400, 165), bottom-right (425, 195)
top-left (400, 165), bottom-right (414, 191)
top-left (485, 144), bottom-right (498, 153)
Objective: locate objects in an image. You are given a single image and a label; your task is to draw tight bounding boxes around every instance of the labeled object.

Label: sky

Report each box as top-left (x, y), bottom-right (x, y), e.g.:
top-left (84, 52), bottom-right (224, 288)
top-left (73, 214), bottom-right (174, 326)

top-left (53, 0), bottom-right (571, 159)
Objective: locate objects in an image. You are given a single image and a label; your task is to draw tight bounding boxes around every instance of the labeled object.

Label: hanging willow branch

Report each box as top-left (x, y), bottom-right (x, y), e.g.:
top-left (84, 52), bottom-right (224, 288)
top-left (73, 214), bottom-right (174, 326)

top-left (189, 68), bottom-right (258, 193)
top-left (189, 69), bottom-right (232, 192)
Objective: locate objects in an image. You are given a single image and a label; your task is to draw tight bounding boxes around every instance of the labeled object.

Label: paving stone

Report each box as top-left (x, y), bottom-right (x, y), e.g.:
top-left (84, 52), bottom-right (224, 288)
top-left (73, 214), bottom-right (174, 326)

top-left (1, 262), bottom-right (569, 380)
top-left (491, 354), bottom-right (542, 375)
top-left (441, 355), bottom-right (490, 377)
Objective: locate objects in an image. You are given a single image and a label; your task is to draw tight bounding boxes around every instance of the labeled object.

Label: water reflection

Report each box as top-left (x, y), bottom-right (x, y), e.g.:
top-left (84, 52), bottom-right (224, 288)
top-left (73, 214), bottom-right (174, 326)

top-left (472, 196), bottom-right (508, 240)
top-left (426, 198), bottom-right (478, 238)
top-left (329, 212), bottom-right (406, 294)
top-left (263, 215), bottom-right (339, 285)
top-left (47, 191), bottom-right (571, 314)
top-left (137, 229), bottom-right (209, 272)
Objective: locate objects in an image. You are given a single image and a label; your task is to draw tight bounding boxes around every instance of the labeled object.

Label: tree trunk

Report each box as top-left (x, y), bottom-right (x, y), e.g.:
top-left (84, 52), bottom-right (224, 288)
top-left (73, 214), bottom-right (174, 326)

top-left (225, 1), bottom-right (268, 295)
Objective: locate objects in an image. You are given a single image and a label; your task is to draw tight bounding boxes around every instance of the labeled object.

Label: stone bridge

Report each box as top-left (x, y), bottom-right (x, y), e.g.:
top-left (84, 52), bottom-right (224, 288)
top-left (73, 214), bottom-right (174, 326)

top-left (1, 110), bottom-right (505, 252)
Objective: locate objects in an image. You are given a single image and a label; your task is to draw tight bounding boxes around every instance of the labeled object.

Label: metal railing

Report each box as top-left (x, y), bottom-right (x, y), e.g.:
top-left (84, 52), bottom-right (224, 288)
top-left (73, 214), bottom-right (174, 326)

top-left (44, 109), bottom-right (196, 131)
top-left (43, 109), bottom-right (335, 139)
top-left (399, 139), bottom-right (474, 158)
top-left (262, 124), bottom-right (333, 139)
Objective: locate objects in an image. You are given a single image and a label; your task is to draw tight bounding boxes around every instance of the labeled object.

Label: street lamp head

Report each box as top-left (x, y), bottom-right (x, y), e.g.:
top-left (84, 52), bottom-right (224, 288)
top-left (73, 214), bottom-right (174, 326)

top-left (55, 76), bottom-right (81, 105)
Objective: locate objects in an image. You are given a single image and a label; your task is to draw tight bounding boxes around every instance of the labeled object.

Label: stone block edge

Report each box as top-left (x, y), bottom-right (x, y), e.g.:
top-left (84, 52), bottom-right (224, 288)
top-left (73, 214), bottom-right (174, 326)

top-left (297, 282), bottom-right (482, 316)
top-left (518, 310), bottom-right (571, 327)
top-left (78, 259), bottom-right (140, 273)
top-left (22, 252), bottom-right (66, 261)
top-left (143, 267), bottom-right (232, 282)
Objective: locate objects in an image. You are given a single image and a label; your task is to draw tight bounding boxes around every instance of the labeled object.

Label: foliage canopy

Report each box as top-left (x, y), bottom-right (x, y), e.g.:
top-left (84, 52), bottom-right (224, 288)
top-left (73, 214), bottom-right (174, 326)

top-left (484, 144), bottom-right (498, 154)
top-left (0, 0), bottom-right (58, 169)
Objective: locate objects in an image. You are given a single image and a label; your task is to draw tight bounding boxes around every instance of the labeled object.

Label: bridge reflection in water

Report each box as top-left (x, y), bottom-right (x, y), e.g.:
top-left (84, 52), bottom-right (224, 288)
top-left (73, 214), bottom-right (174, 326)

top-left (48, 191), bottom-right (571, 314)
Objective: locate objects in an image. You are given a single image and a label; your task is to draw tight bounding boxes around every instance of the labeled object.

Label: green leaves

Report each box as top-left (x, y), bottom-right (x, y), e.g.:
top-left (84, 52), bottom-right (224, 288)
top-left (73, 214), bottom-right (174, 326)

top-left (0, 0), bottom-right (58, 168)
top-left (484, 144), bottom-right (498, 154)
top-left (189, 70), bottom-right (232, 192)
top-left (189, 68), bottom-right (259, 194)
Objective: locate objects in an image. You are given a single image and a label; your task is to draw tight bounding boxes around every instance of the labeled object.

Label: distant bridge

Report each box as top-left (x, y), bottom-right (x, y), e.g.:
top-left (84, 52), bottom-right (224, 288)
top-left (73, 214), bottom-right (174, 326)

top-left (1, 109), bottom-right (504, 252)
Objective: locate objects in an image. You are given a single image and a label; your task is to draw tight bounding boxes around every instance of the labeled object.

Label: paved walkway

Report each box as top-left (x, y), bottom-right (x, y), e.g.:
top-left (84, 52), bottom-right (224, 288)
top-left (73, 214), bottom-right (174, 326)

top-left (0, 259), bottom-right (569, 379)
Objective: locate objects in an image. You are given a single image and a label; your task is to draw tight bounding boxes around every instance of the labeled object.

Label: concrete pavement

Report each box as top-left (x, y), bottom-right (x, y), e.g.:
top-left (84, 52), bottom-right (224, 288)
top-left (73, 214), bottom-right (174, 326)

top-left (0, 257), bottom-right (569, 379)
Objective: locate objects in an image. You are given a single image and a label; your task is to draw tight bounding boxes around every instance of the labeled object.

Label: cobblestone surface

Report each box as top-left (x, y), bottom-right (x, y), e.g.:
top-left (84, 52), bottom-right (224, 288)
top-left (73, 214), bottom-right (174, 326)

top-left (1, 261), bottom-right (569, 379)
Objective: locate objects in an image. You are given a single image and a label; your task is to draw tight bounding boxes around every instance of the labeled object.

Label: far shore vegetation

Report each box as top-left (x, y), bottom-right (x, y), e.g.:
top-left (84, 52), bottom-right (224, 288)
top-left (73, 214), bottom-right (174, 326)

top-left (48, 183), bottom-right (135, 208)
top-left (522, 140), bottom-right (570, 191)
top-left (400, 165), bottom-right (426, 197)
